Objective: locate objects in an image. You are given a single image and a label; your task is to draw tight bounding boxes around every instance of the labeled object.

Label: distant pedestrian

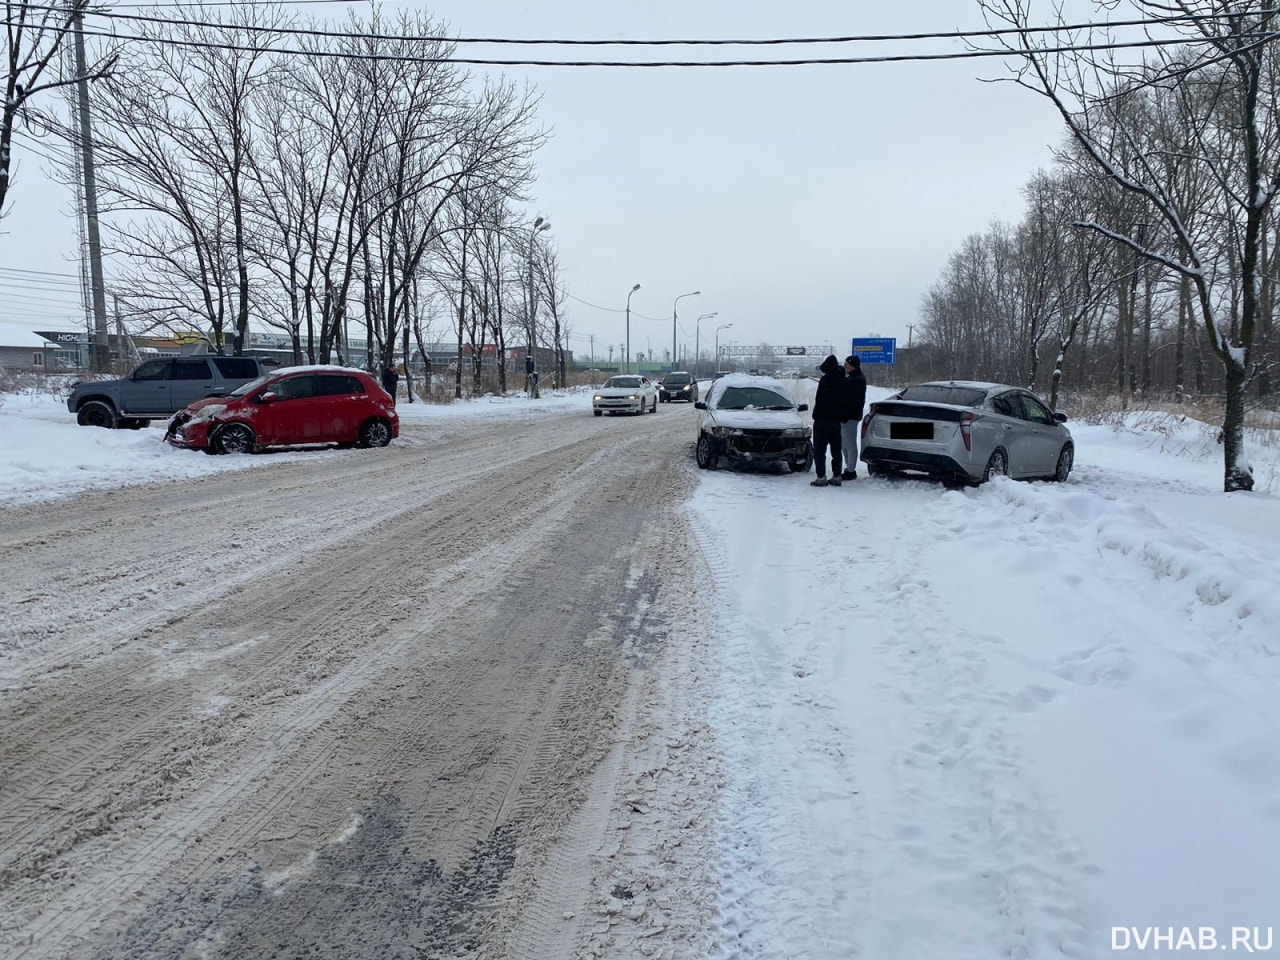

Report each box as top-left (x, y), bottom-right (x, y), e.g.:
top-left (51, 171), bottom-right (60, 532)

top-left (841, 355), bottom-right (867, 481)
top-left (381, 364), bottom-right (399, 405)
top-left (810, 354), bottom-right (844, 487)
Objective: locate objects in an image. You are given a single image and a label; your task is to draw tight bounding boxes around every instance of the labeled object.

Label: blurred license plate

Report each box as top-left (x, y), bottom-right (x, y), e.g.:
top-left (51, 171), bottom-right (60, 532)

top-left (891, 421), bottom-right (934, 440)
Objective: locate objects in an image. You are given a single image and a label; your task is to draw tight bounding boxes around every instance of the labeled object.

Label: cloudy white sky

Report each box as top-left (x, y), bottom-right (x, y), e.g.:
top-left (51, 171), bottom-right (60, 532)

top-left (2, 0), bottom-right (1096, 363)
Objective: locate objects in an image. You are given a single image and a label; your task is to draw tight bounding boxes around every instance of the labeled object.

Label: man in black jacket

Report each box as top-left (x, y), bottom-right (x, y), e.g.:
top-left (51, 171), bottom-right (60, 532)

top-left (810, 354), bottom-right (845, 487)
top-left (841, 355), bottom-right (868, 481)
top-left (381, 364), bottom-right (400, 405)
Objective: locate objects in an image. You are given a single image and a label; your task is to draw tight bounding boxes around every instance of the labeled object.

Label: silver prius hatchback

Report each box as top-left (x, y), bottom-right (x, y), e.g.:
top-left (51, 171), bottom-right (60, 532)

top-left (860, 381), bottom-right (1074, 485)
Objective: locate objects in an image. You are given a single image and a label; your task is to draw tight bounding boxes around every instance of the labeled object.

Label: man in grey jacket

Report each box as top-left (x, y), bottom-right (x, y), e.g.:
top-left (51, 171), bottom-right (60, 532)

top-left (841, 355), bottom-right (867, 481)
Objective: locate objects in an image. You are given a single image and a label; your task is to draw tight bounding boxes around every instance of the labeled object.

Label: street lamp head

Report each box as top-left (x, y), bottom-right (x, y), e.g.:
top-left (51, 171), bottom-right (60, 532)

top-left (538, 221), bottom-right (552, 232)
top-left (533, 216), bottom-right (543, 228)
top-left (631, 283), bottom-right (641, 292)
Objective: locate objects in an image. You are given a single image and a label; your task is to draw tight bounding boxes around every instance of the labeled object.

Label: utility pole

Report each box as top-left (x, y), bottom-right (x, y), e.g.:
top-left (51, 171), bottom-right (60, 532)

top-left (625, 283), bottom-right (640, 374)
top-left (907, 324), bottom-right (915, 349)
top-left (587, 333), bottom-right (595, 364)
top-left (73, 0), bottom-right (110, 372)
top-left (526, 217), bottom-right (551, 397)
top-left (672, 291), bottom-right (700, 374)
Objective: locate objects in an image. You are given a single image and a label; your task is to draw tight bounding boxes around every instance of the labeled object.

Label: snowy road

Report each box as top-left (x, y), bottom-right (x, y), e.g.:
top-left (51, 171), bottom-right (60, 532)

top-left (0, 407), bottom-right (719, 959)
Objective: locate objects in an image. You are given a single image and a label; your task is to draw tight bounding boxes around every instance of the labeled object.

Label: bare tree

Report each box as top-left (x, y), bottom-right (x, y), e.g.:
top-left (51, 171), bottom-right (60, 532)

top-left (82, 4), bottom-right (285, 352)
top-left (2, 0), bottom-right (115, 220)
top-left (534, 237), bottom-right (569, 387)
top-left (978, 0), bottom-right (1275, 490)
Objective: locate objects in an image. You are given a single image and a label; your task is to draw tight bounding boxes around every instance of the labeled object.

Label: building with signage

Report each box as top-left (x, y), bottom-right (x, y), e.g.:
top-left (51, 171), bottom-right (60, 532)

top-left (0, 324), bottom-right (56, 371)
top-left (31, 329), bottom-right (151, 368)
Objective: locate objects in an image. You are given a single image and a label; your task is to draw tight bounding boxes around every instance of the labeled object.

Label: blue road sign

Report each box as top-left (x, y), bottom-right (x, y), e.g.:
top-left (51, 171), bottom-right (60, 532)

top-left (851, 337), bottom-right (896, 364)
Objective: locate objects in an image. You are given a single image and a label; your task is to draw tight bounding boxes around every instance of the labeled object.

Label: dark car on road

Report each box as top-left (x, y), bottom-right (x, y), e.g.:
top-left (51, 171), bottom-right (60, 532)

top-left (67, 355), bottom-right (271, 429)
top-left (658, 371), bottom-right (699, 403)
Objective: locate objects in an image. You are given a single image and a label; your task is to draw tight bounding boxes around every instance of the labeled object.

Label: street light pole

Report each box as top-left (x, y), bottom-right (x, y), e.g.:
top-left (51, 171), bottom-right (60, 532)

top-left (695, 312), bottom-right (717, 378)
top-left (672, 290), bottom-right (700, 373)
top-left (526, 216), bottom-right (551, 397)
top-left (625, 283), bottom-right (641, 374)
top-left (715, 322), bottom-right (733, 372)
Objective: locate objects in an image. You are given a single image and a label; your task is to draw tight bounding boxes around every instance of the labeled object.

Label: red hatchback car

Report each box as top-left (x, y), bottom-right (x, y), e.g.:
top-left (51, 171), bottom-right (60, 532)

top-left (165, 366), bottom-right (399, 454)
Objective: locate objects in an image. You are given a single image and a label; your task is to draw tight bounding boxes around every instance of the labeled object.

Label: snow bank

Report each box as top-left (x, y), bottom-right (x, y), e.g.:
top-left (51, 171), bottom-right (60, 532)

top-left (0, 387), bottom-right (596, 505)
top-left (394, 386), bottom-right (591, 421)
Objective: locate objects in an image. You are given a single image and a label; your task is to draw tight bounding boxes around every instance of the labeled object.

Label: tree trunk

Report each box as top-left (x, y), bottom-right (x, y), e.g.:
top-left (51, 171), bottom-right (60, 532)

top-left (1140, 265), bottom-right (1154, 397)
top-left (1116, 271), bottom-right (1131, 394)
top-left (1223, 359), bottom-right (1254, 492)
top-left (1175, 276), bottom-right (1188, 404)
top-left (402, 322), bottom-right (413, 404)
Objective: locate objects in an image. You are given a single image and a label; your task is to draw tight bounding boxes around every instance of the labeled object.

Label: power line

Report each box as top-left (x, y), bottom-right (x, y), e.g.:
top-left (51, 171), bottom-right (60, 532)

top-left (1, 17), bottom-right (1259, 67)
top-left (565, 293), bottom-right (664, 322)
top-left (24, 4), bottom-right (1278, 48)
top-left (0, 265), bottom-right (83, 282)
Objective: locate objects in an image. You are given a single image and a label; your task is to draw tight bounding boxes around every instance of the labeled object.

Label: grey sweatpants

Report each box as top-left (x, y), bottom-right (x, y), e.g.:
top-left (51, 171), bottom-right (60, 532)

top-left (841, 421), bottom-right (860, 473)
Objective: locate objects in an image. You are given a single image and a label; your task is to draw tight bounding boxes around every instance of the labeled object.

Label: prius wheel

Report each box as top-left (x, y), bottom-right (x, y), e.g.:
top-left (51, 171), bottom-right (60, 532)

top-left (1051, 445), bottom-right (1073, 482)
top-left (982, 448), bottom-right (1008, 483)
top-left (650, 397), bottom-right (658, 413)
top-left (695, 433), bottom-right (719, 471)
top-left (213, 423), bottom-right (256, 455)
top-left (358, 417), bottom-right (393, 448)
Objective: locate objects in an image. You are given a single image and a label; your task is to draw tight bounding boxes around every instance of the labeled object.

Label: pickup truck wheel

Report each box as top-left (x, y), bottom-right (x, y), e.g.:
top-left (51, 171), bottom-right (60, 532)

top-left (213, 423), bottom-right (256, 455)
top-left (76, 400), bottom-right (117, 429)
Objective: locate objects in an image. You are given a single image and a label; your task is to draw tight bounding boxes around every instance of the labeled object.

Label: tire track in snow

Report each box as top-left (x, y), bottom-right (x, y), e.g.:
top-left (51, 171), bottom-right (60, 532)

top-left (0, 408), bottom-right (698, 958)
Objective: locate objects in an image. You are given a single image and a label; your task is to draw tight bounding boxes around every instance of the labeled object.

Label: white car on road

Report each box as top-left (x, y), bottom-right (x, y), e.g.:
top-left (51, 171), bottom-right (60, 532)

top-left (593, 375), bottom-right (658, 416)
top-left (693, 374), bottom-right (813, 472)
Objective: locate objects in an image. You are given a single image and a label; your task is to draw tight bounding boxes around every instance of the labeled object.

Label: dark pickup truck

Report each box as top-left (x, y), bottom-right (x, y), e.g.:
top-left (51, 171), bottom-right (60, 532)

top-left (67, 355), bottom-right (275, 428)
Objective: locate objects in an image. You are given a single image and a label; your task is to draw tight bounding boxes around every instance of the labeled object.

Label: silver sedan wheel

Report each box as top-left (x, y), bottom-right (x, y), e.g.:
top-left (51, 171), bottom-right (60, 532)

top-left (982, 448), bottom-right (1008, 482)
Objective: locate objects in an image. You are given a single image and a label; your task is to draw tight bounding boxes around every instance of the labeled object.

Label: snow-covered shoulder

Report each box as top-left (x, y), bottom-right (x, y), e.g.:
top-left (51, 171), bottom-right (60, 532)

top-left (688, 399), bottom-right (1280, 957)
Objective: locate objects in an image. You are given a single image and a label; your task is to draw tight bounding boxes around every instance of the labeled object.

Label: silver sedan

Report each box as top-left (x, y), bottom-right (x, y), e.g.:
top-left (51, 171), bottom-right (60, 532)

top-left (860, 381), bottom-right (1074, 484)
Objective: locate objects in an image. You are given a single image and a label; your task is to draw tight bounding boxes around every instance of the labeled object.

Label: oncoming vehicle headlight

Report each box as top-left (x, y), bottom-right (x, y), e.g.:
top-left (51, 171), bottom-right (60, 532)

top-left (593, 395), bottom-right (603, 402)
top-left (627, 395), bottom-right (637, 400)
top-left (783, 427), bottom-right (809, 438)
top-left (711, 426), bottom-right (743, 437)
top-left (682, 385), bottom-right (692, 391)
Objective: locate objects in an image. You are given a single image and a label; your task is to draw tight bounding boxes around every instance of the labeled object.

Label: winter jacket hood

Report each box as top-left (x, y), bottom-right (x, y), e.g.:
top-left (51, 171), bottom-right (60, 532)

top-left (812, 355), bottom-right (845, 420)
